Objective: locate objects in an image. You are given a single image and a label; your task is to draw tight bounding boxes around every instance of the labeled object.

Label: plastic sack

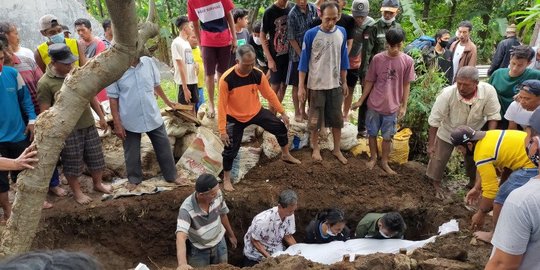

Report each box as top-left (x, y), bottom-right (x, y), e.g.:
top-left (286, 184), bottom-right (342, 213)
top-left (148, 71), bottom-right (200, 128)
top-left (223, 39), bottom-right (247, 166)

top-left (231, 147), bottom-right (261, 183)
top-left (340, 122), bottom-right (359, 150)
top-left (176, 126), bottom-right (224, 181)
top-left (377, 128), bottom-right (412, 164)
top-left (262, 131), bottom-right (281, 159)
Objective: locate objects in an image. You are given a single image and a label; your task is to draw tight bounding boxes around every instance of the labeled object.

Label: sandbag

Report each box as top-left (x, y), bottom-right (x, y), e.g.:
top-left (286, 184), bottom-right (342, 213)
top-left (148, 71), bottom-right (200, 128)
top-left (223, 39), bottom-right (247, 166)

top-left (289, 133), bottom-right (310, 150)
top-left (262, 131), bottom-right (281, 159)
top-left (163, 113), bottom-right (197, 138)
top-left (174, 132), bottom-right (197, 158)
top-left (386, 128), bottom-right (412, 164)
top-left (340, 122), bottom-right (359, 150)
top-left (231, 147), bottom-right (261, 184)
top-left (242, 125), bottom-right (258, 143)
top-left (176, 126), bottom-right (224, 181)
top-left (200, 105), bottom-right (219, 134)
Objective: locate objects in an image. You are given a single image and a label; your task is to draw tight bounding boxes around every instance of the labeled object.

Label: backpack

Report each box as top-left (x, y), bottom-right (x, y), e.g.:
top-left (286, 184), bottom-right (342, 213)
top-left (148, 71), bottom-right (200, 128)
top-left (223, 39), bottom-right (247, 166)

top-left (404, 35), bottom-right (436, 55)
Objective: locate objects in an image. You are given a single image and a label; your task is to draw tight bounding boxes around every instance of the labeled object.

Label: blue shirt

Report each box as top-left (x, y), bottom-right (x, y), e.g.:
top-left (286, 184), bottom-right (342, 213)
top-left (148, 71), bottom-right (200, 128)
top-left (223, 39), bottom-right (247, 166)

top-left (298, 25), bottom-right (349, 90)
top-left (106, 56), bottom-right (163, 133)
top-left (287, 3), bottom-right (318, 62)
top-left (0, 66), bottom-right (36, 143)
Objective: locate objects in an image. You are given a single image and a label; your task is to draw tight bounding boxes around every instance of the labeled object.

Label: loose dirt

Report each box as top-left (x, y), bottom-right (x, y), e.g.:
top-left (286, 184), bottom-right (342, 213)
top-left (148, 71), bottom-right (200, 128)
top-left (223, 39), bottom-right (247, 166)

top-left (26, 149), bottom-right (491, 269)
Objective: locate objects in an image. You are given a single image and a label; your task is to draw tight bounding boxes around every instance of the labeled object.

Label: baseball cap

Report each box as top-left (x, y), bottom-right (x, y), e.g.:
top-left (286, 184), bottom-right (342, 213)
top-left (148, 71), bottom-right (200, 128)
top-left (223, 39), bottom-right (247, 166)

top-left (380, 0), bottom-right (400, 13)
top-left (450, 126), bottom-right (486, 146)
top-left (506, 23), bottom-right (517, 33)
top-left (352, 0), bottom-right (369, 17)
top-left (195, 174), bottom-right (219, 193)
top-left (518, 80), bottom-right (540, 96)
top-left (529, 108), bottom-right (540, 134)
top-left (61, 25), bottom-right (71, 34)
top-left (39, 14), bottom-right (59, 31)
top-left (48, 43), bottom-right (77, 64)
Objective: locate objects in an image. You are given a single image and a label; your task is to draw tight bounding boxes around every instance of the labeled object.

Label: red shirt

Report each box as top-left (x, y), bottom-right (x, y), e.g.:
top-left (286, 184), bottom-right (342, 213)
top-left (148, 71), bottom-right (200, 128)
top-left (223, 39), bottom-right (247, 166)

top-left (187, 0), bottom-right (234, 47)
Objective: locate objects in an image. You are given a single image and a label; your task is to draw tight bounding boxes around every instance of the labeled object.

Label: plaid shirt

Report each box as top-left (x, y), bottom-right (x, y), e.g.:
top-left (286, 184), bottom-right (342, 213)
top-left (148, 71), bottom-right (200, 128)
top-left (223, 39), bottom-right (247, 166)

top-left (287, 3), bottom-right (318, 62)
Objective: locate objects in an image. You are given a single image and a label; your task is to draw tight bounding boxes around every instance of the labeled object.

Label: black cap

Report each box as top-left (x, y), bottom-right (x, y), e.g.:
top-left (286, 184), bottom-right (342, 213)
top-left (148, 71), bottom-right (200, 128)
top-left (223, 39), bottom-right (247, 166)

top-left (381, 0), bottom-right (399, 12)
top-left (519, 80), bottom-right (540, 96)
top-left (195, 174), bottom-right (218, 193)
top-left (529, 108), bottom-right (540, 134)
top-left (48, 43), bottom-right (77, 64)
top-left (450, 126), bottom-right (486, 146)
top-left (61, 24), bottom-right (71, 33)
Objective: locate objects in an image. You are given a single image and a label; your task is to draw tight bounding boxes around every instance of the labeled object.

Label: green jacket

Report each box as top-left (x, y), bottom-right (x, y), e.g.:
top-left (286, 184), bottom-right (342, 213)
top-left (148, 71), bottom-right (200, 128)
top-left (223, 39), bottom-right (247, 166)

top-left (355, 213), bottom-right (404, 239)
top-left (360, 19), bottom-right (402, 79)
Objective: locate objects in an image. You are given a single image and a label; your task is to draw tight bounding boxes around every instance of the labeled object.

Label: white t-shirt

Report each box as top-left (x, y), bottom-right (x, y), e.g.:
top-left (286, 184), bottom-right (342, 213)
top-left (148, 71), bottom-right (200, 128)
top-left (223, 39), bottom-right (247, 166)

top-left (491, 178), bottom-right (540, 270)
top-left (15, 47), bottom-right (35, 61)
top-left (504, 101), bottom-right (534, 129)
top-left (452, 43), bottom-right (465, 80)
top-left (171, 36), bottom-right (198, 85)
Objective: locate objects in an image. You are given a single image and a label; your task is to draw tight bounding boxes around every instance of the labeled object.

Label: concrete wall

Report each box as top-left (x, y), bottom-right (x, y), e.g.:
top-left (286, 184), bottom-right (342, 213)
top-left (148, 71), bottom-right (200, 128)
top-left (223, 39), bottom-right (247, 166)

top-left (1, 0), bottom-right (103, 50)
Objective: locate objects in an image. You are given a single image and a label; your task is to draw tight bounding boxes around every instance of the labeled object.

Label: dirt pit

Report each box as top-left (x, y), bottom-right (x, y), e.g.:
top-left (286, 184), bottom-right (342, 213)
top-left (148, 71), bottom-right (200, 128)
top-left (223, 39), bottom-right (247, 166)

top-left (30, 149), bottom-right (492, 269)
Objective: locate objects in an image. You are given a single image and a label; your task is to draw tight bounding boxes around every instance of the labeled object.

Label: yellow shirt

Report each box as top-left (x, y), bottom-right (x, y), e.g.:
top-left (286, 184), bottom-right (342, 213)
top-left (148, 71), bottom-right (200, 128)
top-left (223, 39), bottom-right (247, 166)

top-left (474, 130), bottom-right (537, 199)
top-left (37, 38), bottom-right (80, 67)
top-left (192, 46), bottom-right (205, 88)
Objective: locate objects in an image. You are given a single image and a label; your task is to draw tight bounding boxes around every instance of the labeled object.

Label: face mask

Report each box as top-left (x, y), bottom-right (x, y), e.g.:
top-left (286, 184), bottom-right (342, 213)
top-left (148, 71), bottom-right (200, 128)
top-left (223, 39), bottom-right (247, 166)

top-left (439, 40), bottom-right (449, 48)
top-left (49, 32), bottom-right (65, 44)
top-left (381, 17), bottom-right (395, 25)
top-left (253, 36), bottom-right (262, 45)
top-left (379, 229), bottom-right (392, 239)
top-left (326, 227), bottom-right (337, 237)
top-left (526, 136), bottom-right (540, 166)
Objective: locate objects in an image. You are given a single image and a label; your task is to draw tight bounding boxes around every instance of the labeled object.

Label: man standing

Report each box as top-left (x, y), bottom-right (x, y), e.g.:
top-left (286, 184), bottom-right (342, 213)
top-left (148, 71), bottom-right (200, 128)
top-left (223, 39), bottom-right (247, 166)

top-left (261, 0), bottom-right (294, 106)
top-left (423, 29), bottom-right (453, 84)
top-left (187, 0), bottom-right (237, 119)
top-left (486, 108), bottom-right (540, 270)
top-left (286, 0), bottom-right (318, 122)
top-left (101, 19), bottom-right (113, 49)
top-left (298, 2), bottom-right (349, 164)
top-left (106, 56), bottom-right (187, 190)
top-left (426, 67), bottom-right (501, 199)
top-left (488, 24), bottom-right (521, 77)
top-left (218, 45), bottom-right (300, 192)
top-left (449, 21), bottom-right (477, 82)
top-left (489, 45), bottom-right (540, 129)
top-left (0, 42), bottom-right (36, 222)
top-left (343, 0), bottom-right (375, 124)
top-left (172, 16), bottom-right (198, 114)
top-left (176, 174), bottom-right (237, 270)
top-left (243, 189), bottom-right (298, 266)
top-left (358, 0), bottom-right (401, 134)
top-left (37, 44), bottom-right (110, 205)
top-left (451, 126), bottom-right (537, 243)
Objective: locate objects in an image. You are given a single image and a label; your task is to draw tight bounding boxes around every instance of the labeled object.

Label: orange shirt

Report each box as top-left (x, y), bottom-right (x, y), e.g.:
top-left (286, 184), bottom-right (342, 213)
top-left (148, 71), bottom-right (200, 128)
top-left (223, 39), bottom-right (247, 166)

top-left (218, 66), bottom-right (284, 134)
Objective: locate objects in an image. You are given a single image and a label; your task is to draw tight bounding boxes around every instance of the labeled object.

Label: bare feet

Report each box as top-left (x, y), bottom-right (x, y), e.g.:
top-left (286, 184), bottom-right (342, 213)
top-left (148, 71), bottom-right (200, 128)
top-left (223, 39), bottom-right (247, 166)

top-left (94, 183), bottom-right (112, 194)
top-left (0, 217), bottom-right (6, 225)
top-left (381, 162), bottom-right (397, 175)
top-left (282, 153), bottom-right (301, 164)
top-left (223, 179), bottom-right (235, 192)
top-left (207, 105), bottom-right (215, 118)
top-left (332, 150), bottom-right (348, 164)
top-left (302, 113), bottom-right (308, 121)
top-left (294, 114), bottom-right (303, 123)
top-left (312, 148), bottom-right (323, 162)
top-left (366, 159), bottom-right (377, 170)
top-left (320, 128), bottom-right (329, 140)
top-left (73, 192), bottom-right (93, 205)
top-left (50, 186), bottom-right (67, 197)
top-left (174, 177), bottom-right (190, 186)
top-left (42, 201), bottom-right (53, 209)
top-left (433, 181), bottom-right (447, 200)
top-left (473, 231), bottom-right (493, 243)
top-left (126, 183), bottom-right (138, 191)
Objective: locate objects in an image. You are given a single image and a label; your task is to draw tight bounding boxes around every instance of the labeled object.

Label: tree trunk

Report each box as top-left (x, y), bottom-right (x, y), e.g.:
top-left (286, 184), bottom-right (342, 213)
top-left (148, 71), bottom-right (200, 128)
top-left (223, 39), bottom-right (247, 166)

top-left (165, 0), bottom-right (177, 37)
top-left (531, 20), bottom-right (540, 47)
top-left (0, 0), bottom-right (158, 256)
top-left (96, 0), bottom-right (104, 18)
top-left (446, 1), bottom-right (458, 30)
top-left (422, 0), bottom-right (431, 20)
top-left (248, 3), bottom-right (262, 32)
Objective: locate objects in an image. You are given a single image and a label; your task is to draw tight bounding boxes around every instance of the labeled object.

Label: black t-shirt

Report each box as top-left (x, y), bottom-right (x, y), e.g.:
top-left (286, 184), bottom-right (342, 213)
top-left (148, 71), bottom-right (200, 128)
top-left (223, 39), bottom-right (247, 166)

top-left (248, 35), bottom-right (267, 65)
top-left (311, 13), bottom-right (355, 40)
top-left (262, 3), bottom-right (294, 58)
top-left (304, 219), bottom-right (351, 244)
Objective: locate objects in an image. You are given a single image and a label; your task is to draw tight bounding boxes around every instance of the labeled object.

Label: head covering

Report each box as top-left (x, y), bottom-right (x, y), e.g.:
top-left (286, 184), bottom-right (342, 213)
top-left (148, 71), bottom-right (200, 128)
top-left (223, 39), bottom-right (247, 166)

top-left (450, 126), bottom-right (486, 146)
top-left (380, 0), bottom-right (399, 13)
top-left (39, 14), bottom-right (59, 31)
top-left (61, 25), bottom-right (71, 34)
top-left (519, 80), bottom-right (540, 96)
top-left (506, 23), bottom-right (517, 33)
top-left (195, 174), bottom-right (218, 193)
top-left (529, 108), bottom-right (540, 134)
top-left (48, 43), bottom-right (77, 64)
top-left (352, 0), bottom-right (369, 17)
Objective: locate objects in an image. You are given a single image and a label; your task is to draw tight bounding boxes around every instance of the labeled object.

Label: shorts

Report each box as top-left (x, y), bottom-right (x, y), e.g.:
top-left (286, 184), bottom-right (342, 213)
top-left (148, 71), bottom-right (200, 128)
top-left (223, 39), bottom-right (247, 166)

top-left (426, 136), bottom-right (476, 181)
top-left (61, 126), bottom-right (105, 177)
top-left (494, 168), bottom-right (538, 204)
top-left (346, 68), bottom-right (360, 89)
top-left (178, 84), bottom-right (200, 105)
top-left (366, 108), bottom-right (397, 140)
top-left (187, 237), bottom-right (227, 267)
top-left (269, 55), bottom-right (289, 85)
top-left (286, 61), bottom-right (299, 86)
top-left (308, 87), bottom-right (344, 130)
top-left (0, 139), bottom-right (30, 193)
top-left (202, 46), bottom-right (232, 76)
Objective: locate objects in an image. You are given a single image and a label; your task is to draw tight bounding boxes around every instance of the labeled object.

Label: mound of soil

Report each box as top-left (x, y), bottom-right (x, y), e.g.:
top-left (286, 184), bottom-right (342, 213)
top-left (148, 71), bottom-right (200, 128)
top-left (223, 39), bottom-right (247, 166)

top-left (28, 149), bottom-right (491, 269)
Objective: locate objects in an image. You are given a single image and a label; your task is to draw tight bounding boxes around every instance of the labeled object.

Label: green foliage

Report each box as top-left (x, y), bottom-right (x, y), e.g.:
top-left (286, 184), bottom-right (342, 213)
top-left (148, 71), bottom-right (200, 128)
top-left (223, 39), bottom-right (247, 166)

top-left (511, 0), bottom-right (540, 36)
top-left (400, 51), bottom-right (448, 161)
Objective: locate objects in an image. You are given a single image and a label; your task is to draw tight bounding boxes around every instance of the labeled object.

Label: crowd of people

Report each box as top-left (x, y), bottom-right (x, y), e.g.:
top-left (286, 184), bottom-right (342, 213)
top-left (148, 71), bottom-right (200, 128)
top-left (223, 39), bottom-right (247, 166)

top-left (1, 0), bottom-right (540, 269)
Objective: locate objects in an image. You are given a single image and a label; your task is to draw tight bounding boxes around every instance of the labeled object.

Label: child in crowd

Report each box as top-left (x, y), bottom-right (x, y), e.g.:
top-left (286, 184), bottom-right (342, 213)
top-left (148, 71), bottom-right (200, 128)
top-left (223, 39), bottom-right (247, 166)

top-left (189, 34), bottom-right (205, 113)
top-left (352, 28), bottom-right (415, 174)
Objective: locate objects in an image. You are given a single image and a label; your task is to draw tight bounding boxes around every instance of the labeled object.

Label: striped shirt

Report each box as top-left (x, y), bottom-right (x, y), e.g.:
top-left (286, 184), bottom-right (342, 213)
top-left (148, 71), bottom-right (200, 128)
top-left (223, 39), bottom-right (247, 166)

top-left (11, 54), bottom-right (43, 114)
top-left (176, 191), bottom-right (229, 249)
top-left (474, 130), bottom-right (536, 199)
top-left (218, 67), bottom-right (284, 134)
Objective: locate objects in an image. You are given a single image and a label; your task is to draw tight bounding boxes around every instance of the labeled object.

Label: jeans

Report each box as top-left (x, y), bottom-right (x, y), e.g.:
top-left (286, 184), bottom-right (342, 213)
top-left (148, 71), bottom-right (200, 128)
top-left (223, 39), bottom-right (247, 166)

top-left (188, 237), bottom-right (228, 267)
top-left (495, 168), bottom-right (538, 204)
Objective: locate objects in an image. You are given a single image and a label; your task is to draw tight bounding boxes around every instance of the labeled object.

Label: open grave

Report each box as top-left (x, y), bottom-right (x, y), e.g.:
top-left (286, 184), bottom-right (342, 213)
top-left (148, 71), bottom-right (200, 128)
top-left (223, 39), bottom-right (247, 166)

top-left (29, 147), bottom-right (492, 269)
